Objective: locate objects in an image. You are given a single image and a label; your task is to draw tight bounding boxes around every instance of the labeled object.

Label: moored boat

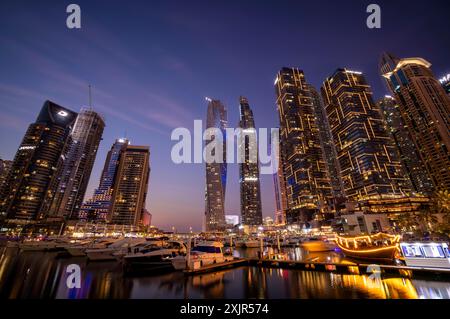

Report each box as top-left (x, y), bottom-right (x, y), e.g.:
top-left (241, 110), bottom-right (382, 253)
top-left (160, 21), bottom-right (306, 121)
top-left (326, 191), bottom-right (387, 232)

top-left (123, 241), bottom-right (187, 274)
top-left (400, 242), bottom-right (450, 269)
top-left (336, 233), bottom-right (400, 262)
top-left (235, 238), bottom-right (259, 248)
top-left (300, 237), bottom-right (336, 252)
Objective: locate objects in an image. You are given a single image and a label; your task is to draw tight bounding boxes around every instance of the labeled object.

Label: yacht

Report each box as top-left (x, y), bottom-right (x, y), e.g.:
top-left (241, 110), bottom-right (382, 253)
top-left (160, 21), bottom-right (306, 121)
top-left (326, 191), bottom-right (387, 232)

top-left (86, 238), bottom-right (147, 261)
top-left (235, 238), bottom-right (260, 248)
top-left (300, 237), bottom-right (337, 252)
top-left (123, 241), bottom-right (187, 274)
top-left (66, 238), bottom-right (119, 257)
top-left (172, 241), bottom-right (233, 270)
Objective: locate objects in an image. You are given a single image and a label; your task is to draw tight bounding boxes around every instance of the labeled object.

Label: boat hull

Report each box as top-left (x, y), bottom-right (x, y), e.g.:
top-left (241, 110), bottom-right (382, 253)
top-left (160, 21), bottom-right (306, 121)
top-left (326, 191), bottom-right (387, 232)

top-left (123, 258), bottom-right (175, 275)
top-left (337, 242), bottom-right (398, 262)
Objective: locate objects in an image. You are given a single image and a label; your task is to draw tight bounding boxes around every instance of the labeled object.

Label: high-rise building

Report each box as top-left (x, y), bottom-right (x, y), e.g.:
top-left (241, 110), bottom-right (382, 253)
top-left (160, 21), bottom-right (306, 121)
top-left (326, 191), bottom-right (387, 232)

top-left (0, 159), bottom-right (12, 194)
top-left (377, 96), bottom-right (433, 194)
top-left (204, 98), bottom-right (227, 231)
top-left (50, 108), bottom-right (105, 219)
top-left (238, 96), bottom-right (263, 226)
top-left (0, 100), bottom-right (77, 221)
top-left (380, 53), bottom-right (450, 191)
top-left (79, 138), bottom-right (129, 222)
top-left (321, 69), bottom-right (411, 201)
top-left (274, 68), bottom-right (333, 226)
top-left (109, 145), bottom-right (150, 226)
top-left (439, 73), bottom-right (450, 96)
top-left (308, 84), bottom-right (344, 202)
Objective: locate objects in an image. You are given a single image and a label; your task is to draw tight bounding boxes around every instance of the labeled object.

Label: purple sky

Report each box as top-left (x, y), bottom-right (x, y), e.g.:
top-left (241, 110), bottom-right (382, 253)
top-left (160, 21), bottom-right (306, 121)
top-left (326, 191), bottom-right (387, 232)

top-left (1, 0), bottom-right (449, 231)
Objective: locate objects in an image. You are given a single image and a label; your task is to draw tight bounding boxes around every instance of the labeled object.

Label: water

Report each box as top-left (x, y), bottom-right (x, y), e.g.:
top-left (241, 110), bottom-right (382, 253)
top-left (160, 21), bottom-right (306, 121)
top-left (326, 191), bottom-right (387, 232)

top-left (1, 247), bottom-right (450, 299)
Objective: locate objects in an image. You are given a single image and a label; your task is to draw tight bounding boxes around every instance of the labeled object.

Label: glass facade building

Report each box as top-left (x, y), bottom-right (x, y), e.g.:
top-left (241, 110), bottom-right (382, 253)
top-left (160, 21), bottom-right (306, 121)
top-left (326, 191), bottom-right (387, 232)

top-left (204, 98), bottom-right (227, 231)
top-left (0, 100), bottom-right (77, 221)
top-left (238, 96), bottom-right (263, 226)
top-left (109, 145), bottom-right (150, 226)
top-left (321, 69), bottom-right (411, 201)
top-left (50, 108), bottom-right (105, 220)
top-left (380, 53), bottom-right (450, 191)
top-left (79, 138), bottom-right (129, 222)
top-left (377, 96), bottom-right (433, 195)
top-left (309, 84), bottom-right (344, 203)
top-left (275, 68), bottom-right (333, 226)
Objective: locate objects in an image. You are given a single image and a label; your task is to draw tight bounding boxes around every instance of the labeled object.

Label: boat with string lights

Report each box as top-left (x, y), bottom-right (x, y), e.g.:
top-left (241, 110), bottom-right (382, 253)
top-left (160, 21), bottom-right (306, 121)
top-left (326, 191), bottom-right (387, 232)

top-left (335, 233), bottom-right (401, 262)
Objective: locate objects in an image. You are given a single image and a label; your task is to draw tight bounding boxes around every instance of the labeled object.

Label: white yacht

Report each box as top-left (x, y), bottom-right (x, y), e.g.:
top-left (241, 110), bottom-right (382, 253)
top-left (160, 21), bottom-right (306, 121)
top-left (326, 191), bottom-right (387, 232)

top-left (66, 238), bottom-right (118, 257)
top-left (123, 241), bottom-right (187, 274)
top-left (86, 238), bottom-right (147, 261)
top-left (172, 241), bottom-right (233, 270)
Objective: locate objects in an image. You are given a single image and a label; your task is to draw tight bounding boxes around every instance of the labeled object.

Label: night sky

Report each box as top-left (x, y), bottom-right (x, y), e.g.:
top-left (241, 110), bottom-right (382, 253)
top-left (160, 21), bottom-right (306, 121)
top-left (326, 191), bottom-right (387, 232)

top-left (0, 0), bottom-right (449, 231)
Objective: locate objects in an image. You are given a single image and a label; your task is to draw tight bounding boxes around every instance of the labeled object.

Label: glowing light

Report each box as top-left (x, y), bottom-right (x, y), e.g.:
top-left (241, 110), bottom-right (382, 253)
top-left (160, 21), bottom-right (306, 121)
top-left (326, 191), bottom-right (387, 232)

top-left (439, 74), bottom-right (450, 83)
top-left (205, 97), bottom-right (212, 102)
top-left (57, 110), bottom-right (68, 117)
top-left (19, 146), bottom-right (36, 151)
top-left (345, 70), bottom-right (362, 75)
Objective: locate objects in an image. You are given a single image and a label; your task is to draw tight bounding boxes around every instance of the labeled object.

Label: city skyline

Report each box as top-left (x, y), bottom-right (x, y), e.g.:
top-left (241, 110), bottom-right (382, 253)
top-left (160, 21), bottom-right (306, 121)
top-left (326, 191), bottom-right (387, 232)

top-left (1, 1), bottom-right (449, 231)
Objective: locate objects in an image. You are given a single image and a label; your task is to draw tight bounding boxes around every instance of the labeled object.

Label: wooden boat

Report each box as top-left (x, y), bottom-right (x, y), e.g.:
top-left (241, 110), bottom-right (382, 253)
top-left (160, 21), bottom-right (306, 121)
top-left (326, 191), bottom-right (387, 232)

top-left (336, 233), bottom-right (400, 262)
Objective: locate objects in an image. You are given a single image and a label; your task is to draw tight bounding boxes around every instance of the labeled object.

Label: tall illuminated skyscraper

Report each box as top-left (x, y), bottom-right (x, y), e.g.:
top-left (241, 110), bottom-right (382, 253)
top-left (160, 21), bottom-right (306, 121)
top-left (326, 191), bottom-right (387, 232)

top-left (204, 98), bottom-right (227, 231)
top-left (308, 84), bottom-right (344, 202)
top-left (439, 73), bottom-right (450, 96)
top-left (0, 159), bottom-right (12, 195)
top-left (0, 101), bottom-right (77, 221)
top-left (377, 96), bottom-right (433, 194)
top-left (380, 53), bottom-right (450, 191)
top-left (274, 68), bottom-right (333, 225)
top-left (321, 69), bottom-right (411, 201)
top-left (79, 138), bottom-right (129, 222)
top-left (50, 109), bottom-right (105, 219)
top-left (110, 145), bottom-right (150, 226)
top-left (238, 96), bottom-right (262, 226)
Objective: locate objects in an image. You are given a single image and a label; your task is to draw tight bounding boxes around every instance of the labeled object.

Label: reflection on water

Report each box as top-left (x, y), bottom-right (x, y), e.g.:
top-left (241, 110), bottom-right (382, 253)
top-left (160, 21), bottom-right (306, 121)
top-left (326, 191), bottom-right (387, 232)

top-left (1, 247), bottom-right (450, 299)
top-left (232, 247), bottom-right (345, 264)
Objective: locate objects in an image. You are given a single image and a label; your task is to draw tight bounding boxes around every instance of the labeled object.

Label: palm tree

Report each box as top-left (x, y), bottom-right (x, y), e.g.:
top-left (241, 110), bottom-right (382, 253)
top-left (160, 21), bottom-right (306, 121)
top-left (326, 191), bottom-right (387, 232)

top-left (415, 210), bottom-right (438, 232)
top-left (395, 213), bottom-right (419, 233)
top-left (434, 189), bottom-right (450, 220)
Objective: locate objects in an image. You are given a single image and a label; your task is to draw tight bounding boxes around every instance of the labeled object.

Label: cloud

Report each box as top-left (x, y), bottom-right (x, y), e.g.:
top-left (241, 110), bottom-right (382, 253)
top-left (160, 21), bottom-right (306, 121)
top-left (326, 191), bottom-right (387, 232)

top-left (0, 111), bottom-right (29, 132)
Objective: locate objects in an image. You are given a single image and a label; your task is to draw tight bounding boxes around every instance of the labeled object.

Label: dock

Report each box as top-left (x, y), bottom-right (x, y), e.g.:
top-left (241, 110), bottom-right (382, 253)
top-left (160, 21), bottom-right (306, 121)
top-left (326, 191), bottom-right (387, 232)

top-left (247, 258), bottom-right (450, 279)
top-left (182, 257), bottom-right (450, 280)
top-left (183, 258), bottom-right (248, 275)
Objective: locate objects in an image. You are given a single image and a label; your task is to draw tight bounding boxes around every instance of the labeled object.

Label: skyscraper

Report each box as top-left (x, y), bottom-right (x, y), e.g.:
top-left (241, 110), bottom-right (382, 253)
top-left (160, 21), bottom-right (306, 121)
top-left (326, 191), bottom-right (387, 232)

top-left (273, 132), bottom-right (288, 225)
top-left (79, 138), bottom-right (129, 222)
top-left (0, 159), bottom-right (12, 196)
top-left (309, 84), bottom-right (344, 202)
top-left (380, 53), bottom-right (450, 191)
top-left (377, 96), bottom-right (433, 195)
top-left (50, 108), bottom-right (105, 219)
top-left (439, 73), bottom-right (450, 96)
top-left (238, 96), bottom-right (262, 226)
top-left (274, 68), bottom-right (333, 226)
top-left (321, 69), bottom-right (411, 201)
top-left (204, 98), bottom-right (227, 231)
top-left (109, 145), bottom-right (150, 226)
top-left (0, 100), bottom-right (77, 221)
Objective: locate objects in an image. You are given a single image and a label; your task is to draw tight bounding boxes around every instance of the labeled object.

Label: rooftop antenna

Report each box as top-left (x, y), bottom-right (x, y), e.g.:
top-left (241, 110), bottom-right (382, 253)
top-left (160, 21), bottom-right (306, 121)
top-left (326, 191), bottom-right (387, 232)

top-left (88, 84), bottom-right (92, 110)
